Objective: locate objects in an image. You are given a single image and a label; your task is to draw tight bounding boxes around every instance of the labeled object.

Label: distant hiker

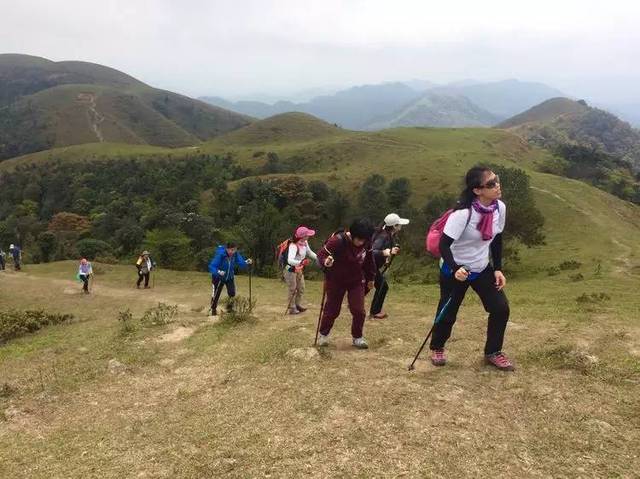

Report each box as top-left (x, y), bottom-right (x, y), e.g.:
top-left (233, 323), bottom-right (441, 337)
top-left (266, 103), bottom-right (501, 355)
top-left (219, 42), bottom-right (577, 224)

top-left (0, 248), bottom-right (5, 270)
top-left (78, 258), bottom-right (93, 294)
top-left (279, 226), bottom-right (318, 315)
top-left (208, 242), bottom-right (253, 315)
top-left (316, 218), bottom-right (377, 349)
top-left (430, 166), bottom-right (513, 371)
top-left (135, 250), bottom-right (156, 289)
top-left (9, 244), bottom-right (21, 271)
top-left (369, 213), bottom-right (410, 319)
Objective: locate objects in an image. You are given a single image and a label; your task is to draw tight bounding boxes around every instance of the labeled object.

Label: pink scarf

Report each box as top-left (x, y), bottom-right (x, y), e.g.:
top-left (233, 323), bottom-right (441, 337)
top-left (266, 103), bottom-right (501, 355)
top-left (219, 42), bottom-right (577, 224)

top-left (472, 199), bottom-right (498, 240)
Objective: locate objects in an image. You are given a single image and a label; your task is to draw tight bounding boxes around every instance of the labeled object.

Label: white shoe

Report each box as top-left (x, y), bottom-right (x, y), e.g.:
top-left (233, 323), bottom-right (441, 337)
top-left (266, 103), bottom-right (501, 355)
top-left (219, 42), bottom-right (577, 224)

top-left (317, 334), bottom-right (329, 347)
top-left (352, 337), bottom-right (369, 349)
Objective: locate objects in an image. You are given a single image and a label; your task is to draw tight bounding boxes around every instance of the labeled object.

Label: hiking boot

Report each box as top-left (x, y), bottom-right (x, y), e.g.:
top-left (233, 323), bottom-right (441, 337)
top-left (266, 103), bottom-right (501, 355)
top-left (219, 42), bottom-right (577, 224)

top-left (288, 308), bottom-right (301, 315)
top-left (485, 352), bottom-right (515, 371)
top-left (352, 337), bottom-right (369, 349)
top-left (295, 305), bottom-right (307, 313)
top-left (431, 348), bottom-right (447, 366)
top-left (210, 309), bottom-right (217, 316)
top-left (317, 334), bottom-right (330, 347)
top-left (370, 312), bottom-right (388, 320)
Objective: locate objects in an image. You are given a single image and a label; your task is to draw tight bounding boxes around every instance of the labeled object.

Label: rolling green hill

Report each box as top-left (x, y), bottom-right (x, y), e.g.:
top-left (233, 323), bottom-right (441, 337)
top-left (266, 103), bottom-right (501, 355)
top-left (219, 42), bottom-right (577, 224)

top-left (218, 112), bottom-right (346, 145)
top-left (498, 98), bottom-right (640, 169)
top-left (3, 116), bottom-right (639, 274)
top-left (0, 54), bottom-right (252, 160)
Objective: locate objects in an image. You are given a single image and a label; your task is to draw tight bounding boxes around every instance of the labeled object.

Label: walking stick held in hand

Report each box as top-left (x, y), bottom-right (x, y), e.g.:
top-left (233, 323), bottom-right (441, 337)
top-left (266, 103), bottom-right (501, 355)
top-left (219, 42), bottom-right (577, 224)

top-left (408, 266), bottom-right (469, 371)
top-left (380, 241), bottom-right (400, 276)
top-left (314, 280), bottom-right (327, 346)
top-left (249, 262), bottom-right (253, 312)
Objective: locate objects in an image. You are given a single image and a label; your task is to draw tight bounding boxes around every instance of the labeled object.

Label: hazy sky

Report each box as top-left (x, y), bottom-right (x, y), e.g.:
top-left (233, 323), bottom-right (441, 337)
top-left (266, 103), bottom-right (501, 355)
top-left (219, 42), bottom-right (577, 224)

top-left (2, 0), bottom-right (639, 104)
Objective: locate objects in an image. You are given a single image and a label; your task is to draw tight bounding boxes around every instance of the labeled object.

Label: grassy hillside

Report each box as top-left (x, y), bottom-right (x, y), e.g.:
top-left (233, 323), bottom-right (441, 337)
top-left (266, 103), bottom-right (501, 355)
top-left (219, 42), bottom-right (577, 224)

top-left (0, 54), bottom-right (252, 160)
top-left (218, 112), bottom-right (346, 145)
top-left (1, 258), bottom-right (639, 477)
top-left (2, 116), bottom-right (640, 476)
top-left (497, 97), bottom-right (589, 128)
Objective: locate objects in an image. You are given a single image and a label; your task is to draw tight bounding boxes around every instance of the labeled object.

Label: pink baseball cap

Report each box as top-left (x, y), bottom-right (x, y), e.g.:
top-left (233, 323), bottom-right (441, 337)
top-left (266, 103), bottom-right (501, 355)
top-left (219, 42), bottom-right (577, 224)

top-left (295, 226), bottom-right (316, 238)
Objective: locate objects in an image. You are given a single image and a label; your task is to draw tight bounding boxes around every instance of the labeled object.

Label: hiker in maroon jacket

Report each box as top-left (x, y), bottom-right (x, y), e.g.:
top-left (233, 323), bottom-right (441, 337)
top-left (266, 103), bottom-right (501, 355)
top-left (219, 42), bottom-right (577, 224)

top-left (316, 218), bottom-right (377, 349)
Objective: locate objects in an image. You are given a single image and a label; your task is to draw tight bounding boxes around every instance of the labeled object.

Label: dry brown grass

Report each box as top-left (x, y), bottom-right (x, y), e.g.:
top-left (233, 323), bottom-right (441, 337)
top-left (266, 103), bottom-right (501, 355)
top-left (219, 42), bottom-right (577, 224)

top-left (1, 263), bottom-right (639, 478)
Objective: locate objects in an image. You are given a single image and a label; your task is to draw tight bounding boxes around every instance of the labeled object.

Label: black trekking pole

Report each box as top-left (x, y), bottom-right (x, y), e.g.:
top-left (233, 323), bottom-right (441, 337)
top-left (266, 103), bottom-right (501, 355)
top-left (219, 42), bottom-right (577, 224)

top-left (408, 266), bottom-right (469, 371)
top-left (313, 280), bottom-right (327, 346)
top-left (379, 241), bottom-right (400, 276)
top-left (248, 262), bottom-right (253, 312)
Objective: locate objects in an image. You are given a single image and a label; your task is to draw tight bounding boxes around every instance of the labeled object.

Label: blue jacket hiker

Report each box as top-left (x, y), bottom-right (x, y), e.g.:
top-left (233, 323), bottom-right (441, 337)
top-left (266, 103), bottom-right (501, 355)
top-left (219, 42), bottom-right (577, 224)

top-left (208, 242), bottom-right (253, 316)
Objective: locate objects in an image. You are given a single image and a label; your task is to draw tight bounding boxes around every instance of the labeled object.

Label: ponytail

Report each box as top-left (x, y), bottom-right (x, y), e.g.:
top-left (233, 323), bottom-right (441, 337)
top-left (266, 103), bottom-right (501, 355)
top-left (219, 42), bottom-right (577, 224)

top-left (454, 165), bottom-right (491, 210)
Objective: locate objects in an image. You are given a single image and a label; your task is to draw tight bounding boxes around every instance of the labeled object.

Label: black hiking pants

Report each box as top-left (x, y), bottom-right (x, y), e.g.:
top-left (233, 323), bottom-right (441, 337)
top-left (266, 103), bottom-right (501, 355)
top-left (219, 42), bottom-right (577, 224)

top-left (430, 266), bottom-right (510, 355)
top-left (79, 274), bottom-right (89, 292)
top-left (137, 272), bottom-right (150, 288)
top-left (211, 276), bottom-right (236, 313)
top-left (369, 270), bottom-right (389, 316)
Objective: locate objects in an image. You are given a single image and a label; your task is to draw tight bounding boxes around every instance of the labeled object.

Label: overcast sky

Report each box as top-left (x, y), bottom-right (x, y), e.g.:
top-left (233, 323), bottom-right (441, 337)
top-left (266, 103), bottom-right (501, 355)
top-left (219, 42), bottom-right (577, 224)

top-left (2, 0), bottom-right (639, 104)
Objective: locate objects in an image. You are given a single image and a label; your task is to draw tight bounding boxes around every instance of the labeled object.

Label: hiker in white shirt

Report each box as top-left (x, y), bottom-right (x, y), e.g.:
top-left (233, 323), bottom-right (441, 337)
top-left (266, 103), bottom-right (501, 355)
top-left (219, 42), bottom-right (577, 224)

top-left (283, 226), bottom-right (317, 315)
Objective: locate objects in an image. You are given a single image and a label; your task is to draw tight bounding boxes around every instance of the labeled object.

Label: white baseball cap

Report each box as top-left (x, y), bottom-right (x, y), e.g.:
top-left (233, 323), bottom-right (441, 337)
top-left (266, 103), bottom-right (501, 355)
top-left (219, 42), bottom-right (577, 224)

top-left (384, 213), bottom-right (410, 227)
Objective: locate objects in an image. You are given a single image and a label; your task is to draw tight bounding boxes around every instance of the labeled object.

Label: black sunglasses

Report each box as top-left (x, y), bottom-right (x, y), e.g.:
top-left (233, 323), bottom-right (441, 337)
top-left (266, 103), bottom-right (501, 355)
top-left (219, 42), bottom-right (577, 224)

top-left (480, 175), bottom-right (500, 189)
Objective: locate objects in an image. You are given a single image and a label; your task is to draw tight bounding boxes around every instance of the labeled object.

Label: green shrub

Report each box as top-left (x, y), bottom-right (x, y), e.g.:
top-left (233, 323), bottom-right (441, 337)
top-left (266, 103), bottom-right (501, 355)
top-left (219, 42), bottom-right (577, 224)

top-left (221, 296), bottom-right (256, 324)
top-left (576, 292), bottom-right (611, 304)
top-left (117, 309), bottom-right (136, 335)
top-left (559, 260), bottom-right (582, 271)
top-left (0, 310), bottom-right (74, 344)
top-left (141, 303), bottom-right (178, 326)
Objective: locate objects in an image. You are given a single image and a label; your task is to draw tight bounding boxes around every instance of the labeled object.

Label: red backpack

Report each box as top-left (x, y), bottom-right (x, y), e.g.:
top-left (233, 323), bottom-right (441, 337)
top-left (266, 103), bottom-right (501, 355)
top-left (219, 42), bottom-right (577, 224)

top-left (275, 239), bottom-right (292, 268)
top-left (425, 208), bottom-right (471, 258)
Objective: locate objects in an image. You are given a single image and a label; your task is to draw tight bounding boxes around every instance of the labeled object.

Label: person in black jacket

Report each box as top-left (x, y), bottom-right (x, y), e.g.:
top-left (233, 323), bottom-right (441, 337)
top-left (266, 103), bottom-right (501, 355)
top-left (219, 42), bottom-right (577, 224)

top-left (369, 213), bottom-right (409, 319)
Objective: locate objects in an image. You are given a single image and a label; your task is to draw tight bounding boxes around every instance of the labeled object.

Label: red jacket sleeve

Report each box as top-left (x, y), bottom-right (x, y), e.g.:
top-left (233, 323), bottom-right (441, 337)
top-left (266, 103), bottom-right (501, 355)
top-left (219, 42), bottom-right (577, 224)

top-left (317, 235), bottom-right (342, 266)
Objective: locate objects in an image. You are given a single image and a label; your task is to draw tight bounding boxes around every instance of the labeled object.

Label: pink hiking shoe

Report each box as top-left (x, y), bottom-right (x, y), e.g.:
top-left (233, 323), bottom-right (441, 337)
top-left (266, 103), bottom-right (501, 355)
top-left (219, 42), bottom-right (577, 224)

top-left (485, 352), bottom-right (515, 371)
top-left (430, 348), bottom-right (447, 366)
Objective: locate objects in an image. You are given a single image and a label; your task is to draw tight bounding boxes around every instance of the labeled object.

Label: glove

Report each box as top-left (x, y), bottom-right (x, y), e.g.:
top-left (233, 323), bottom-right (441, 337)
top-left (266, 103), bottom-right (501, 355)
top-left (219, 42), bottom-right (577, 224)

top-left (218, 270), bottom-right (225, 277)
top-left (301, 258), bottom-right (311, 267)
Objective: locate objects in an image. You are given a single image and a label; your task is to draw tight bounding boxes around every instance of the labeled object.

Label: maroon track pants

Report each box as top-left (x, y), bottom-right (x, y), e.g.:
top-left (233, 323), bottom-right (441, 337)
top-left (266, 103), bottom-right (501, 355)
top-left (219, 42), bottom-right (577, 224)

top-left (319, 281), bottom-right (366, 338)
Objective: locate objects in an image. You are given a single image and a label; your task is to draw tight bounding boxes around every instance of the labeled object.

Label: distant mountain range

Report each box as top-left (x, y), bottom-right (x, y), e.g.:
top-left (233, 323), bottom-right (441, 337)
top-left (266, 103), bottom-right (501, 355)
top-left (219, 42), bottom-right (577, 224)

top-left (0, 54), bottom-right (251, 160)
top-left (498, 97), bottom-right (640, 169)
top-left (201, 79), bottom-right (565, 130)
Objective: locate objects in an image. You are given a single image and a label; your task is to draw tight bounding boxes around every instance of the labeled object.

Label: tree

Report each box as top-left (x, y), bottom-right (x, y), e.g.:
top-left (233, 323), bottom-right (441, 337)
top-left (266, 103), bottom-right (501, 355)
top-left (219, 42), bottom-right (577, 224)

top-left (143, 228), bottom-right (193, 270)
top-left (422, 192), bottom-right (457, 225)
top-left (489, 165), bottom-right (545, 247)
top-left (387, 178), bottom-right (412, 212)
top-left (233, 201), bottom-right (288, 275)
top-left (37, 231), bottom-right (58, 262)
top-left (76, 238), bottom-right (113, 260)
top-left (326, 191), bottom-right (350, 228)
top-left (358, 174), bottom-right (387, 220)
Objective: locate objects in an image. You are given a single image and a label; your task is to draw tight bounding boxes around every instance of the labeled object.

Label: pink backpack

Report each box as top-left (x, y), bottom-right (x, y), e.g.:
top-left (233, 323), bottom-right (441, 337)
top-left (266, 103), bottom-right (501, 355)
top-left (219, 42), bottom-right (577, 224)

top-left (425, 208), bottom-right (471, 258)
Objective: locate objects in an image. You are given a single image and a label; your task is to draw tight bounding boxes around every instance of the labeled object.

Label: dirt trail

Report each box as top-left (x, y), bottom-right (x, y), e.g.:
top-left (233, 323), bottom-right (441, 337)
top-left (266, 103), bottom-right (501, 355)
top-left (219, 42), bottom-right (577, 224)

top-left (1, 272), bottom-right (199, 313)
top-left (77, 92), bottom-right (104, 142)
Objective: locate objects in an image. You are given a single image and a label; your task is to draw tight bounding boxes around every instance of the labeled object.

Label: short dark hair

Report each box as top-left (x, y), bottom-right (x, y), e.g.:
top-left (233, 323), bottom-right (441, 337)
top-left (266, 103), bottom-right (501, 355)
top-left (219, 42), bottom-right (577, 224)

top-left (226, 242), bottom-right (237, 249)
top-left (349, 218), bottom-right (375, 241)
